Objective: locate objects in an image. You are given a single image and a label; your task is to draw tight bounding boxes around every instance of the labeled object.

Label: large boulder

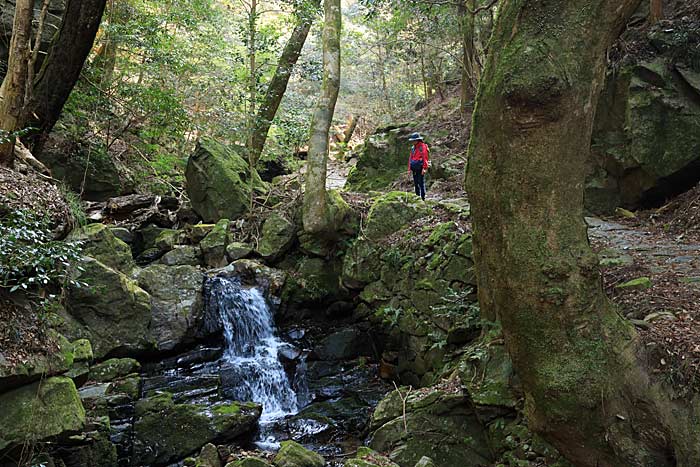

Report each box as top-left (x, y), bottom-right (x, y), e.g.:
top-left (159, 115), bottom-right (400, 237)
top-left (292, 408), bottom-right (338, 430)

top-left (257, 212), bottom-right (297, 261)
top-left (0, 332), bottom-right (81, 392)
top-left (364, 191), bottom-right (431, 241)
top-left (200, 219), bottom-right (231, 268)
top-left (186, 137), bottom-right (267, 223)
top-left (272, 440), bottom-right (324, 467)
top-left (587, 24), bottom-right (700, 214)
top-left (37, 134), bottom-right (127, 201)
top-left (137, 264), bottom-right (205, 351)
top-left (0, 377), bottom-right (86, 451)
top-left (69, 223), bottom-right (135, 274)
top-left (64, 257), bottom-right (154, 359)
top-left (369, 388), bottom-right (492, 467)
top-left (345, 447), bottom-right (400, 467)
top-left (133, 392), bottom-right (262, 466)
top-left (346, 125), bottom-right (412, 192)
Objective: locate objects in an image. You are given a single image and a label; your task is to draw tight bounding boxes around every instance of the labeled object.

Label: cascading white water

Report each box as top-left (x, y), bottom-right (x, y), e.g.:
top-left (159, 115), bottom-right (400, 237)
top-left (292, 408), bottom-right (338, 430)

top-left (206, 276), bottom-right (298, 425)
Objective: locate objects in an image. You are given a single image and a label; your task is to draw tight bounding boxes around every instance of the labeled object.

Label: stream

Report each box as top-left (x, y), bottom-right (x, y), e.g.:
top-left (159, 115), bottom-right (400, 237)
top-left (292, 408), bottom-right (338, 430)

top-left (133, 274), bottom-right (389, 466)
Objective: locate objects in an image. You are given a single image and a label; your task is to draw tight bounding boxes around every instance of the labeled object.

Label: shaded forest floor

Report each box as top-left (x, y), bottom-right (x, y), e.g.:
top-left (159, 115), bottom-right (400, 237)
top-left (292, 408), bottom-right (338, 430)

top-left (591, 183), bottom-right (700, 391)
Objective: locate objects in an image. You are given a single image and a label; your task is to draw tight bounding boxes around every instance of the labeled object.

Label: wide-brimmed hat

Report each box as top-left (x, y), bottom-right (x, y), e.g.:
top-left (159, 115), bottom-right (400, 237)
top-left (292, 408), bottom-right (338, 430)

top-left (408, 132), bottom-right (423, 141)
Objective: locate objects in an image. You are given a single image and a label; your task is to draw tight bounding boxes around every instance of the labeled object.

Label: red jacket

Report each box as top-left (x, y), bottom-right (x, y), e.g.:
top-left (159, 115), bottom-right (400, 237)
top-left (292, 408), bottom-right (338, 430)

top-left (408, 141), bottom-right (430, 172)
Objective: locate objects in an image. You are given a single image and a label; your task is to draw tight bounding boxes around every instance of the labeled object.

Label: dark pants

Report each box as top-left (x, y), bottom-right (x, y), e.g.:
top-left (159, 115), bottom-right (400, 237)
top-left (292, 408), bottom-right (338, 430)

top-left (412, 170), bottom-right (426, 200)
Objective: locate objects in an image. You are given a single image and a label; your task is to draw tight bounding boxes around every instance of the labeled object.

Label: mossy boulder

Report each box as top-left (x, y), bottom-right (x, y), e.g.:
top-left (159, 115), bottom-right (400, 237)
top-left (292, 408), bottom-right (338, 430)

top-left (345, 447), bottom-right (400, 467)
top-left (160, 245), bottom-right (202, 266)
top-left (226, 241), bottom-right (254, 262)
top-left (346, 126), bottom-right (413, 192)
top-left (133, 392), bottom-right (262, 466)
top-left (228, 457), bottom-right (271, 467)
top-left (0, 376), bottom-right (86, 451)
top-left (369, 388), bottom-right (491, 467)
top-left (186, 137), bottom-right (267, 222)
top-left (89, 358), bottom-right (140, 383)
top-left (69, 223), bottom-right (135, 274)
top-left (587, 34), bottom-right (700, 214)
top-left (281, 256), bottom-right (344, 309)
top-left (38, 134), bottom-right (125, 201)
top-left (258, 212), bottom-right (296, 261)
top-left (364, 192), bottom-right (431, 241)
top-left (197, 443), bottom-right (221, 467)
top-left (137, 264), bottom-right (205, 351)
top-left (200, 219), bottom-right (231, 268)
top-left (0, 331), bottom-right (78, 392)
top-left (64, 257), bottom-right (154, 359)
top-left (272, 441), bottom-right (324, 467)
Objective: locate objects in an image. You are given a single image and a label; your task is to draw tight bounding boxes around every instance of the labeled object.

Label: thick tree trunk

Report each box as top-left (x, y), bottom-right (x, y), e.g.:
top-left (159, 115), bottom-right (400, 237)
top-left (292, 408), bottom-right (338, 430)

top-left (0, 0), bottom-right (33, 166)
top-left (302, 0), bottom-right (340, 234)
top-left (248, 0), bottom-right (319, 166)
top-left (26, 0), bottom-right (107, 150)
top-left (466, 1), bottom-right (700, 465)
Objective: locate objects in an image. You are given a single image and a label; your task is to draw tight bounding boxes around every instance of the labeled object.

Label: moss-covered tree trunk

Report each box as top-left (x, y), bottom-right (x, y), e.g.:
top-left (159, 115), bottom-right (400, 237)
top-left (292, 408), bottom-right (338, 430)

top-left (466, 1), bottom-right (700, 465)
top-left (0, 0), bottom-right (33, 166)
top-left (26, 0), bottom-right (107, 151)
top-left (459, 0), bottom-right (478, 115)
top-left (302, 0), bottom-right (340, 234)
top-left (248, 0), bottom-right (320, 165)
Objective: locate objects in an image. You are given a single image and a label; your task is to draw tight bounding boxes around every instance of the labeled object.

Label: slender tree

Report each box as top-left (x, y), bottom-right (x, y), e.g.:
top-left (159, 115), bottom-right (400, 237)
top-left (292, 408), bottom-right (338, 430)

top-left (650, 0), bottom-right (663, 23)
top-left (466, 0), bottom-right (699, 465)
top-left (0, 0), bottom-right (33, 166)
top-left (26, 0), bottom-right (107, 151)
top-left (248, 0), bottom-right (320, 165)
top-left (302, 0), bottom-right (341, 234)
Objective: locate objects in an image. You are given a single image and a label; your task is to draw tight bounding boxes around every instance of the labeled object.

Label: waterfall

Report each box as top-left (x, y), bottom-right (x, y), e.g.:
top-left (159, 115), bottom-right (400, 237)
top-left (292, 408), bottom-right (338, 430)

top-left (206, 276), bottom-right (298, 423)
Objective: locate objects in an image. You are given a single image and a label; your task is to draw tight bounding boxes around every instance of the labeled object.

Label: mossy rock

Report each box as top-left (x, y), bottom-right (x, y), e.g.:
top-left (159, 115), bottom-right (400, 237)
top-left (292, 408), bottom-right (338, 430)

top-left (272, 441), bottom-right (324, 467)
top-left (369, 389), bottom-right (492, 467)
top-left (345, 447), bottom-right (399, 467)
top-left (137, 264), bottom-right (204, 351)
top-left (364, 192), bottom-right (431, 241)
top-left (160, 245), bottom-right (203, 266)
top-left (64, 257), bottom-right (154, 359)
top-left (154, 228), bottom-right (187, 251)
top-left (201, 219), bottom-right (231, 268)
top-left (0, 376), bottom-right (86, 451)
top-left (615, 276), bottom-right (652, 290)
top-left (196, 443), bottom-right (221, 467)
top-left (226, 241), bottom-right (254, 262)
top-left (0, 331), bottom-right (76, 392)
top-left (89, 358), bottom-right (140, 383)
top-left (346, 126), bottom-right (413, 192)
top-left (342, 239), bottom-right (382, 289)
top-left (458, 344), bottom-right (518, 414)
top-left (69, 223), bottom-right (135, 274)
top-left (186, 137), bottom-right (267, 222)
top-left (588, 44), bottom-right (700, 213)
top-left (133, 393), bottom-right (262, 466)
top-left (228, 457), bottom-right (271, 467)
top-left (258, 212), bottom-right (296, 261)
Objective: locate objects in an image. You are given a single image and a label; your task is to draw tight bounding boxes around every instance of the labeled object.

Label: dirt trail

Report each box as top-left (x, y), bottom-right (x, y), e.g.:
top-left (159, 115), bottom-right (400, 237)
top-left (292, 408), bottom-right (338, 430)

top-left (589, 217), bottom-right (700, 386)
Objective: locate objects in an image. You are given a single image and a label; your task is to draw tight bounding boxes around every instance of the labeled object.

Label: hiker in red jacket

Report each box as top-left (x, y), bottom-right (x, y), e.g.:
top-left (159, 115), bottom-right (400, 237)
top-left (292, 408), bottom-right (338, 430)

top-left (408, 132), bottom-right (429, 200)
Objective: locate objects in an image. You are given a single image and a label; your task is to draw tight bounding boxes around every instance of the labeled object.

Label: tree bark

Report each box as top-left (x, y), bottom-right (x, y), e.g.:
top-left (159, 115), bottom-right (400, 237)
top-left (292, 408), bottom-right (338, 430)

top-left (247, 0), bottom-right (320, 166)
top-left (459, 0), bottom-right (478, 115)
top-left (302, 0), bottom-right (340, 234)
top-left (26, 0), bottom-right (107, 150)
top-left (0, 0), bottom-right (33, 166)
top-left (650, 0), bottom-right (663, 24)
top-left (465, 0), bottom-right (700, 465)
